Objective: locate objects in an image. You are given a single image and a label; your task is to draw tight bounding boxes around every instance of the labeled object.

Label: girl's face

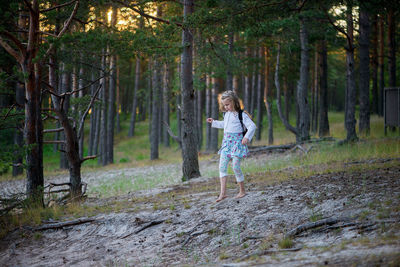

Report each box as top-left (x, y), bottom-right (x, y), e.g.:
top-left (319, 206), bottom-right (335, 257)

top-left (222, 98), bottom-right (234, 112)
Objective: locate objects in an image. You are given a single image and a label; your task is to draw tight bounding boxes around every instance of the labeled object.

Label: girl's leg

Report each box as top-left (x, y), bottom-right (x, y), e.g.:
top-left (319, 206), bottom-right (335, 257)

top-left (217, 153), bottom-right (230, 202)
top-left (232, 157), bottom-right (246, 198)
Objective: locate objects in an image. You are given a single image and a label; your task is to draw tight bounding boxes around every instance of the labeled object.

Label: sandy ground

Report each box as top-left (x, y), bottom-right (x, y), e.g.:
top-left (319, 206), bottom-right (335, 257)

top-left (0, 152), bottom-right (399, 266)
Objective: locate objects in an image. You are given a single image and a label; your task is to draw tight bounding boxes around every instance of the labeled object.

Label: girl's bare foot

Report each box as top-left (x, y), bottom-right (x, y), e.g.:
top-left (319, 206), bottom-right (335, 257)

top-left (216, 195), bottom-right (228, 202)
top-left (234, 192), bottom-right (246, 199)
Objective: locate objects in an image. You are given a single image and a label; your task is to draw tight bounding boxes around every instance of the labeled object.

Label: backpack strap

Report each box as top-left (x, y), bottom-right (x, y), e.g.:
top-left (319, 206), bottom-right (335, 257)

top-left (238, 110), bottom-right (246, 135)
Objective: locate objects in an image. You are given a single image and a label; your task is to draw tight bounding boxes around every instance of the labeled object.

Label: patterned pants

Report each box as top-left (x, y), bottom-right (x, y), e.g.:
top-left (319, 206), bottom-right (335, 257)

top-left (219, 153), bottom-right (244, 182)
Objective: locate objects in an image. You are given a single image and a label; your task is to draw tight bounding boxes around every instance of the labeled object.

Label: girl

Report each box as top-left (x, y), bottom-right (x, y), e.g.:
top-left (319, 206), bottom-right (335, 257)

top-left (206, 90), bottom-right (256, 202)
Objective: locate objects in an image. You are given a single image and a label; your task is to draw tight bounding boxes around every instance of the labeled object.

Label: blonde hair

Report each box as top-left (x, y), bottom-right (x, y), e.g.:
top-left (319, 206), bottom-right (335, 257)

top-left (219, 90), bottom-right (252, 119)
top-left (219, 90), bottom-right (242, 112)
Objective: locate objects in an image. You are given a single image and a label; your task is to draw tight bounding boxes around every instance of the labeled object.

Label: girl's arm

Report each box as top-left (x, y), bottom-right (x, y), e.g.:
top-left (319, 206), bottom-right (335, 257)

top-left (242, 113), bottom-right (257, 141)
top-left (206, 118), bottom-right (224, 129)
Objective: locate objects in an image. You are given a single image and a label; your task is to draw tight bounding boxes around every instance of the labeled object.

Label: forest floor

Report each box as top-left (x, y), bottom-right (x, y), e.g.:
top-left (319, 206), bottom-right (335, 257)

top-left (0, 145), bottom-right (400, 266)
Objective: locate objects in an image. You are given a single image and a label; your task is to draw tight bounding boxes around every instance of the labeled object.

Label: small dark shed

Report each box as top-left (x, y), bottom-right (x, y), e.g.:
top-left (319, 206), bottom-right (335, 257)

top-left (384, 87), bottom-right (400, 134)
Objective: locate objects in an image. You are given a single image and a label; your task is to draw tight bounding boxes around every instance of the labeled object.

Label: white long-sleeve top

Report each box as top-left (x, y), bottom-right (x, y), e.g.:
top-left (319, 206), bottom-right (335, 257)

top-left (211, 111), bottom-right (257, 141)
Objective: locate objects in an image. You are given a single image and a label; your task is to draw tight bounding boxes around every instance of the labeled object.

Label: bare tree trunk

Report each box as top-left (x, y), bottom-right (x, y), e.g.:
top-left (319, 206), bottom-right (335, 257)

top-left (387, 9), bottom-right (396, 87)
top-left (244, 47), bottom-right (251, 110)
top-left (378, 14), bottom-right (384, 116)
top-left (88, 70), bottom-right (97, 156)
top-left (181, 0), bottom-right (200, 180)
top-left (59, 60), bottom-right (70, 169)
top-left (210, 74), bottom-right (219, 152)
top-left (98, 50), bottom-right (107, 166)
top-left (150, 56), bottom-right (161, 160)
top-left (13, 81), bottom-right (24, 176)
top-left (163, 62), bottom-right (171, 147)
top-left (264, 47), bottom-right (273, 145)
top-left (116, 56), bottom-right (121, 133)
top-left (78, 57), bottom-right (85, 159)
top-left (283, 78), bottom-right (290, 121)
top-left (297, 17), bottom-right (311, 142)
top-left (371, 15), bottom-right (379, 115)
top-left (129, 58), bottom-right (140, 137)
top-left (358, 5), bottom-right (370, 135)
top-left (312, 49), bottom-right (319, 133)
top-left (318, 39), bottom-right (330, 137)
top-left (344, 0), bottom-right (358, 142)
top-left (226, 31), bottom-right (234, 91)
top-left (196, 81), bottom-right (203, 150)
top-left (250, 48), bottom-right (257, 116)
top-left (256, 46), bottom-right (263, 141)
top-left (205, 75), bottom-right (212, 150)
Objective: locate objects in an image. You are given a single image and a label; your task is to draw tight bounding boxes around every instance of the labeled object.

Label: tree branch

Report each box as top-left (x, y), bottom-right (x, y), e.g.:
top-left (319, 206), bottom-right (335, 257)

top-left (163, 121), bottom-right (182, 148)
top-left (113, 0), bottom-right (183, 27)
top-left (40, 0), bottom-right (77, 12)
top-left (43, 0), bottom-right (80, 61)
top-left (319, 3), bottom-right (352, 47)
top-left (0, 36), bottom-right (22, 63)
top-left (78, 84), bottom-right (102, 140)
top-left (43, 128), bottom-right (64, 134)
top-left (81, 155), bottom-right (97, 163)
top-left (43, 140), bottom-right (65, 144)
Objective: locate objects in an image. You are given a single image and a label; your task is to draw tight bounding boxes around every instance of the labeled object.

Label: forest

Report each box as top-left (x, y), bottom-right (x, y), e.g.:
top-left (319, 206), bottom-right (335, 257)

top-left (0, 0), bottom-right (399, 266)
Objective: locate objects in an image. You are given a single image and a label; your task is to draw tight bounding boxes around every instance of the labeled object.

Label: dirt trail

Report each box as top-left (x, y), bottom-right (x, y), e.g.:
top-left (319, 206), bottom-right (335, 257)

top-left (0, 154), bottom-right (399, 266)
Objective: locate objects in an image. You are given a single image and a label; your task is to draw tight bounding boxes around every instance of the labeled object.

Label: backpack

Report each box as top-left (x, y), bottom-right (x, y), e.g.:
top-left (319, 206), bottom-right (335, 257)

top-left (238, 110), bottom-right (248, 136)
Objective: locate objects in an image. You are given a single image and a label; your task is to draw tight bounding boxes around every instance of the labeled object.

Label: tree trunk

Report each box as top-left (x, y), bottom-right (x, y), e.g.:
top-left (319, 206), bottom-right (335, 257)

top-left (371, 15), bottom-right (379, 115)
top-left (78, 58), bottom-right (85, 159)
top-left (387, 9), bottom-right (396, 87)
top-left (98, 50), bottom-right (107, 166)
top-left (312, 49), bottom-right (319, 133)
top-left (358, 5), bottom-right (370, 135)
top-left (180, 0), bottom-right (200, 180)
top-left (106, 53), bottom-right (115, 164)
top-left (129, 57), bottom-right (140, 137)
top-left (264, 47), bottom-right (273, 145)
top-left (378, 14), bottom-right (384, 116)
top-left (297, 17), bottom-right (311, 142)
top-left (205, 75), bottom-right (212, 151)
top-left (226, 31), bottom-right (234, 91)
top-left (163, 62), bottom-right (171, 147)
top-left (88, 70), bottom-right (97, 156)
top-left (59, 60), bottom-right (70, 169)
top-left (116, 56), bottom-right (121, 133)
top-left (256, 47), bottom-right (263, 141)
top-left (250, 48), bottom-right (257, 116)
top-left (150, 56), bottom-right (161, 160)
top-left (210, 74), bottom-right (219, 152)
top-left (244, 47), bottom-right (251, 110)
top-left (196, 81), bottom-right (203, 150)
top-left (318, 39), bottom-right (330, 137)
top-left (283, 78), bottom-right (290, 121)
top-left (13, 81), bottom-right (24, 176)
top-left (344, 0), bottom-right (357, 142)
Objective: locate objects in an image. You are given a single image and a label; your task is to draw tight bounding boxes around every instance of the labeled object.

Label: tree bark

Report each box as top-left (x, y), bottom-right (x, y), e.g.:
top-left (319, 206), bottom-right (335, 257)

top-left (312, 49), bottom-right (319, 133)
top-left (318, 39), bottom-right (329, 137)
top-left (116, 56), bottom-right (121, 133)
top-left (129, 57), bottom-right (140, 137)
top-left (264, 47), bottom-right (273, 145)
top-left (88, 70), bottom-right (97, 156)
top-left (378, 14), bottom-right (384, 116)
top-left (210, 74), bottom-right (219, 152)
top-left (344, 0), bottom-right (357, 141)
top-left (226, 31), bottom-right (234, 91)
top-left (256, 46), bottom-right (263, 141)
top-left (250, 48), bottom-right (257, 116)
top-left (150, 56), bottom-right (161, 160)
top-left (162, 62), bottom-right (171, 147)
top-left (205, 75), bottom-right (212, 151)
top-left (180, 0), bottom-right (200, 180)
top-left (297, 17), bottom-right (311, 142)
top-left (387, 9), bottom-right (396, 87)
top-left (98, 50), bottom-right (108, 166)
top-left (371, 15), bottom-right (379, 115)
top-left (59, 60), bottom-right (70, 169)
top-left (13, 81), bottom-right (24, 176)
top-left (358, 5), bottom-right (370, 135)
top-left (78, 57), bottom-right (85, 159)
top-left (244, 47), bottom-right (251, 110)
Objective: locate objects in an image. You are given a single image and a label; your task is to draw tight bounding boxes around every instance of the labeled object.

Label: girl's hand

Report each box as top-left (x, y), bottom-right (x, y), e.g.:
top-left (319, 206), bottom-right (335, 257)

top-left (206, 118), bottom-right (213, 123)
top-left (242, 137), bottom-right (249, 145)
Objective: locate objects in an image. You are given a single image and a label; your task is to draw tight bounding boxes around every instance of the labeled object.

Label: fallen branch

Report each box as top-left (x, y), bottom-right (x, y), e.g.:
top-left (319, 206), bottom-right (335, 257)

top-left (248, 144), bottom-right (295, 153)
top-left (121, 219), bottom-right (165, 239)
top-left (285, 217), bottom-right (347, 238)
top-left (33, 218), bottom-right (95, 231)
